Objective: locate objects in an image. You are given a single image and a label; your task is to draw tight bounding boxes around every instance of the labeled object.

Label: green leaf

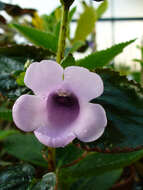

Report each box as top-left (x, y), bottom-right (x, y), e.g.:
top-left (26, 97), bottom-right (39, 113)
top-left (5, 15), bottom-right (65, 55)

top-left (61, 54), bottom-right (76, 68)
top-left (0, 107), bottom-right (12, 121)
top-left (0, 55), bottom-right (26, 100)
top-left (75, 69), bottom-right (143, 152)
top-left (61, 149), bottom-right (143, 179)
top-left (31, 172), bottom-right (56, 190)
top-left (96, 0), bottom-right (108, 20)
top-left (11, 24), bottom-right (58, 53)
top-left (56, 144), bottom-right (84, 168)
top-left (42, 10), bottom-right (58, 34)
top-left (131, 71), bottom-right (141, 83)
top-left (70, 169), bottom-right (122, 190)
top-left (76, 39), bottom-right (135, 70)
top-left (73, 6), bottom-right (96, 43)
top-left (69, 7), bottom-right (76, 23)
top-left (0, 45), bottom-right (53, 100)
top-left (16, 72), bottom-right (25, 86)
top-left (0, 130), bottom-right (18, 140)
top-left (0, 164), bottom-right (35, 190)
top-left (0, 44), bottom-right (54, 58)
top-left (4, 134), bottom-right (47, 167)
top-left (133, 58), bottom-right (143, 67)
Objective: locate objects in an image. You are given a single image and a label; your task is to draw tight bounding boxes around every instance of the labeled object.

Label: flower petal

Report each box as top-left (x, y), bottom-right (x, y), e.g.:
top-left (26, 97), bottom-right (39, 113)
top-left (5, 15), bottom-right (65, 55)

top-left (64, 66), bottom-right (103, 101)
top-left (34, 126), bottom-right (76, 148)
top-left (74, 103), bottom-right (107, 142)
top-left (12, 95), bottom-right (47, 132)
top-left (24, 60), bottom-right (63, 96)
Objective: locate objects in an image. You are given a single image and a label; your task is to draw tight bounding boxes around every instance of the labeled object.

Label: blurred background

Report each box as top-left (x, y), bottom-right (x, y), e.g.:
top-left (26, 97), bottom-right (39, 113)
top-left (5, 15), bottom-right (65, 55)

top-left (1, 0), bottom-right (143, 70)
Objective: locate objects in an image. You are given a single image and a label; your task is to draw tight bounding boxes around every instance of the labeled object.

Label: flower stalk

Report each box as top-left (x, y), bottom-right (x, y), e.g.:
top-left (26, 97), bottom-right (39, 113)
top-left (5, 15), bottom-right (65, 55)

top-left (47, 147), bottom-right (56, 172)
top-left (56, 5), bottom-right (69, 63)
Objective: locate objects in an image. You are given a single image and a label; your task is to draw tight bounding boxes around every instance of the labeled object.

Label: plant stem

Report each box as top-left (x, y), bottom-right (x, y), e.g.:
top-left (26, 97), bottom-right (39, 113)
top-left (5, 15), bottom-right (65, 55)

top-left (47, 147), bottom-right (56, 172)
top-left (56, 5), bottom-right (69, 63)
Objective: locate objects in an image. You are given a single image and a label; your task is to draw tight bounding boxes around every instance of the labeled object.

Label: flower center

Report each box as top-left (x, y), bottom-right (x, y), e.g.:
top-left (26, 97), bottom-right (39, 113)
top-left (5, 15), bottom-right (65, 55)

top-left (47, 90), bottom-right (80, 127)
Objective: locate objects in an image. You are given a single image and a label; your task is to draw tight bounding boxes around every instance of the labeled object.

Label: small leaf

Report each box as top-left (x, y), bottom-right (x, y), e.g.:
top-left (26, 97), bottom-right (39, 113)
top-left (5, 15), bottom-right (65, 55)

top-left (96, 0), bottom-right (108, 20)
top-left (61, 54), bottom-right (76, 68)
top-left (31, 172), bottom-right (56, 190)
top-left (42, 10), bottom-right (58, 34)
top-left (0, 164), bottom-right (35, 190)
top-left (11, 24), bottom-right (58, 53)
top-left (133, 58), bottom-right (143, 67)
top-left (76, 39), bottom-right (135, 70)
top-left (75, 69), bottom-right (143, 152)
top-left (73, 6), bottom-right (96, 43)
top-left (4, 134), bottom-right (47, 167)
top-left (16, 72), bottom-right (25, 86)
top-left (68, 7), bottom-right (76, 23)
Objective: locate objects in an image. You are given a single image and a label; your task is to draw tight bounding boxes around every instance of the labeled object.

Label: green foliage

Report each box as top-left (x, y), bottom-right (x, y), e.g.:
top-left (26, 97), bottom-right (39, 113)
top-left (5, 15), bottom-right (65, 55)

top-left (68, 7), bottom-right (76, 23)
top-left (75, 69), bottom-right (143, 152)
top-left (96, 0), bottom-right (108, 20)
top-left (0, 164), bottom-right (56, 190)
top-left (70, 169), bottom-right (122, 190)
top-left (4, 134), bottom-right (47, 167)
top-left (0, 130), bottom-right (18, 140)
top-left (0, 1), bottom-right (142, 189)
top-left (42, 6), bottom-right (62, 33)
top-left (133, 58), bottom-right (143, 67)
top-left (0, 45), bottom-right (54, 59)
top-left (0, 108), bottom-right (12, 121)
top-left (60, 149), bottom-right (143, 179)
top-left (73, 6), bottom-right (96, 43)
top-left (11, 24), bottom-right (58, 53)
top-left (0, 164), bottom-right (35, 190)
top-left (131, 71), bottom-right (141, 83)
top-left (56, 144), bottom-right (83, 168)
top-left (16, 72), bottom-right (25, 86)
top-left (76, 39), bottom-right (135, 70)
top-left (0, 55), bottom-right (27, 100)
top-left (31, 172), bottom-right (56, 190)
top-left (61, 54), bottom-right (75, 68)
top-left (0, 45), bottom-right (53, 100)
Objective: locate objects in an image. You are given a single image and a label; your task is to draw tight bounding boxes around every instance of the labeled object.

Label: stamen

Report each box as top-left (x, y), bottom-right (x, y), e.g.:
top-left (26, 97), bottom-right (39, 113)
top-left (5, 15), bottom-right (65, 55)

top-left (57, 90), bottom-right (70, 97)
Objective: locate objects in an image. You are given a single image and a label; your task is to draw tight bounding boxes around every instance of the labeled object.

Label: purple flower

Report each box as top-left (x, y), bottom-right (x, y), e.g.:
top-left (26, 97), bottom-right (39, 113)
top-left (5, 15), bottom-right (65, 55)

top-left (12, 60), bottom-right (107, 148)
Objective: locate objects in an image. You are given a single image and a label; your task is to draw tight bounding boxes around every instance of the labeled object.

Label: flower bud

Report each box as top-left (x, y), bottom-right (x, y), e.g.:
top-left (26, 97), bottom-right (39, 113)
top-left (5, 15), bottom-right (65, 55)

top-left (60, 0), bottom-right (74, 8)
